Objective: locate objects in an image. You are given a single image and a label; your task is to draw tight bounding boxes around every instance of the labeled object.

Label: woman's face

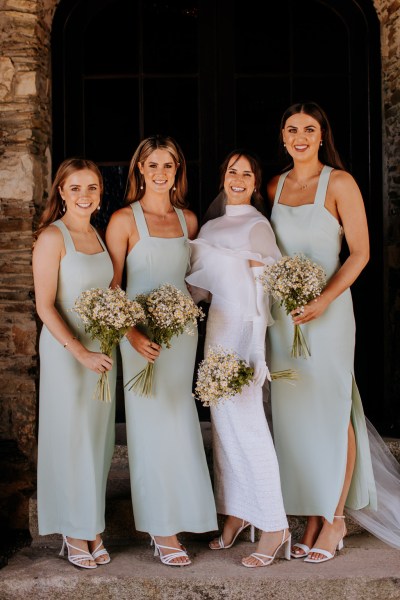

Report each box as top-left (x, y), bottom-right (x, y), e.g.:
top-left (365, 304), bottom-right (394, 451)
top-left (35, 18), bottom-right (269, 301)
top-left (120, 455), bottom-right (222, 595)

top-left (59, 169), bottom-right (101, 217)
top-left (224, 155), bottom-right (255, 205)
top-left (138, 149), bottom-right (178, 194)
top-left (282, 112), bottom-right (322, 162)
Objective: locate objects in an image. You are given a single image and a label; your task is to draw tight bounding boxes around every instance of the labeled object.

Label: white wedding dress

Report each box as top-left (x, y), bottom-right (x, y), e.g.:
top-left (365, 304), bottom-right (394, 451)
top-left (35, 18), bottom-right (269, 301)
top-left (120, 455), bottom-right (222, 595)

top-left (186, 204), bottom-right (288, 532)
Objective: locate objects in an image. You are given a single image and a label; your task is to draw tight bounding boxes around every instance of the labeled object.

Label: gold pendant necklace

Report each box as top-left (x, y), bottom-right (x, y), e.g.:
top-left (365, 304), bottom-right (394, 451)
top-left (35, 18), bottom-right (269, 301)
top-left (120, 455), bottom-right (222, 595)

top-left (292, 167), bottom-right (323, 191)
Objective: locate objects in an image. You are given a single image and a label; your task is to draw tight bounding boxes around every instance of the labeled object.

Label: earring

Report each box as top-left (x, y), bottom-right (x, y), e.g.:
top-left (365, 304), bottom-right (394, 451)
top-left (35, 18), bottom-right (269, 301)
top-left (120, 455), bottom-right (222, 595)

top-left (97, 206), bottom-right (101, 211)
top-left (172, 186), bottom-right (176, 192)
top-left (320, 141), bottom-right (323, 147)
top-left (62, 202), bottom-right (66, 213)
top-left (253, 188), bottom-right (257, 193)
top-left (140, 185), bottom-right (143, 190)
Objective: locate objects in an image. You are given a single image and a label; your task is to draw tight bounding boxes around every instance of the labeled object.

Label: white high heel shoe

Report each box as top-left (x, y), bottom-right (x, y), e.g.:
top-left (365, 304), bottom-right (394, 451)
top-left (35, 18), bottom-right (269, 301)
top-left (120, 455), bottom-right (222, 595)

top-left (304, 516), bottom-right (346, 564)
top-left (91, 538), bottom-right (111, 565)
top-left (150, 535), bottom-right (191, 566)
top-left (209, 519), bottom-right (255, 550)
top-left (242, 530), bottom-right (291, 568)
top-left (290, 542), bottom-right (310, 559)
top-left (59, 535), bottom-right (97, 569)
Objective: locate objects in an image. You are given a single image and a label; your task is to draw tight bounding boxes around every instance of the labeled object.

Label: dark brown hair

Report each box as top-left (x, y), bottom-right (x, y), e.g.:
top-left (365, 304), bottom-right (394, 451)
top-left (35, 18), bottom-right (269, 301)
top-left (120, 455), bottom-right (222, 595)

top-left (125, 134), bottom-right (188, 208)
top-left (278, 102), bottom-right (345, 171)
top-left (219, 149), bottom-right (266, 214)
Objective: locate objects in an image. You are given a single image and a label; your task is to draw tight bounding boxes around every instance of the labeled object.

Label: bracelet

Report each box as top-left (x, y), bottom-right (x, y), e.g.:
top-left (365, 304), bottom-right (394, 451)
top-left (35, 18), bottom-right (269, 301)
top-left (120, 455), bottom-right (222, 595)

top-left (63, 337), bottom-right (77, 348)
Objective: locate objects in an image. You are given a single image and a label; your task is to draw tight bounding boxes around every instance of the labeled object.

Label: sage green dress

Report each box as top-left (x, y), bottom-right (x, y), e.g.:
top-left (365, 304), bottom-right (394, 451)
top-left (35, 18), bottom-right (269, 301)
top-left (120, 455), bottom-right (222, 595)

top-left (37, 220), bottom-right (116, 539)
top-left (120, 202), bottom-right (217, 536)
top-left (269, 166), bottom-right (377, 523)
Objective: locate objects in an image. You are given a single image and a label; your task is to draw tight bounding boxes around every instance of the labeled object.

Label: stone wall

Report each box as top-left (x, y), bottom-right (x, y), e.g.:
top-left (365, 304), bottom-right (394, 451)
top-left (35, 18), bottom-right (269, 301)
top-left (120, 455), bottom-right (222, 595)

top-left (0, 0), bottom-right (56, 462)
top-left (0, 0), bottom-right (399, 529)
top-left (373, 0), bottom-right (400, 419)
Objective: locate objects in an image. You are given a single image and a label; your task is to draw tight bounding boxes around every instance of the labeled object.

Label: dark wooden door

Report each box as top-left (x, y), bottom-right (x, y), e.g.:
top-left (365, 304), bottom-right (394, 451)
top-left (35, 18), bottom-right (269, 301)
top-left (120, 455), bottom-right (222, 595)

top-left (52, 0), bottom-right (386, 430)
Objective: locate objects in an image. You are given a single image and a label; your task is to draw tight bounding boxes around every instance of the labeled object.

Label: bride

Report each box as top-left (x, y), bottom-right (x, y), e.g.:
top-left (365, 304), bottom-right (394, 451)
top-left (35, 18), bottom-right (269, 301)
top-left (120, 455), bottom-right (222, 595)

top-left (186, 149), bottom-right (290, 568)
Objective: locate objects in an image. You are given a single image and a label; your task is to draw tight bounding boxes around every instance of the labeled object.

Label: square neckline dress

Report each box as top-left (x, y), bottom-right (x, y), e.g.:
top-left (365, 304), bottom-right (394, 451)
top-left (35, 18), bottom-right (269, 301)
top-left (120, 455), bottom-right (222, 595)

top-left (37, 219), bottom-right (116, 539)
top-left (119, 201), bottom-right (218, 536)
top-left (269, 165), bottom-right (377, 522)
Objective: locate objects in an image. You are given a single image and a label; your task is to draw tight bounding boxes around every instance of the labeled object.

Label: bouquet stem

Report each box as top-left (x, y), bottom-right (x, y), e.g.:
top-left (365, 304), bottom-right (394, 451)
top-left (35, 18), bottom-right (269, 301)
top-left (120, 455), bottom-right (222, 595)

top-left (93, 371), bottom-right (112, 402)
top-left (271, 369), bottom-right (298, 381)
top-left (125, 362), bottom-right (155, 397)
top-left (291, 324), bottom-right (311, 359)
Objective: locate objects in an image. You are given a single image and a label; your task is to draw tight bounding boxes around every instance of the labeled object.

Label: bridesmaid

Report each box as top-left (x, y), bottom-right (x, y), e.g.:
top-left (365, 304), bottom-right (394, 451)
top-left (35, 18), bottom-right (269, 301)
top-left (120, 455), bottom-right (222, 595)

top-left (33, 158), bottom-right (116, 569)
top-left (266, 102), bottom-right (378, 563)
top-left (105, 134), bottom-right (217, 566)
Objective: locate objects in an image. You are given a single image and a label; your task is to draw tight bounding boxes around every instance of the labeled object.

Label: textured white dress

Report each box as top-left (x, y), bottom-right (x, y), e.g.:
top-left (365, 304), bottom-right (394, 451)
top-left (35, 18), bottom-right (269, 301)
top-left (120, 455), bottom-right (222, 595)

top-left (186, 204), bottom-right (288, 532)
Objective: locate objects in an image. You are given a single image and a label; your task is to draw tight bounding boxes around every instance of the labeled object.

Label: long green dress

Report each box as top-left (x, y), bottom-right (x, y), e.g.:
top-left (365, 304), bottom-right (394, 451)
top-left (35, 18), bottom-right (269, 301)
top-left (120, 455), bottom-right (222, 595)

top-left (37, 220), bottom-right (116, 539)
top-left (120, 202), bottom-right (217, 536)
top-left (269, 166), bottom-right (377, 523)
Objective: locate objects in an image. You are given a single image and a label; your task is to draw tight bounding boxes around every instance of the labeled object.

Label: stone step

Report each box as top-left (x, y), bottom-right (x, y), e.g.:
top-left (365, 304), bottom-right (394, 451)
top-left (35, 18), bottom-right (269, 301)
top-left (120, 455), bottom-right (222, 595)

top-left (29, 423), bottom-right (400, 546)
top-left (1, 534), bottom-right (400, 600)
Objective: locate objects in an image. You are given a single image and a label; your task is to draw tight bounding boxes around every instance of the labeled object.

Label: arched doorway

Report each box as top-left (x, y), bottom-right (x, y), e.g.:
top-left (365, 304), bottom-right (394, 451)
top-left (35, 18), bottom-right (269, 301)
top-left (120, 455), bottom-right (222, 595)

top-left (51, 0), bottom-right (385, 430)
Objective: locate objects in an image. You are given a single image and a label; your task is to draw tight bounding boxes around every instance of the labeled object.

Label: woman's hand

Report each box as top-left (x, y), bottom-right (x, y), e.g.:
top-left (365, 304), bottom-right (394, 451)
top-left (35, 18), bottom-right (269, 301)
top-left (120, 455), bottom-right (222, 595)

top-left (291, 294), bottom-right (328, 324)
top-left (125, 327), bottom-right (161, 362)
top-left (77, 350), bottom-right (114, 373)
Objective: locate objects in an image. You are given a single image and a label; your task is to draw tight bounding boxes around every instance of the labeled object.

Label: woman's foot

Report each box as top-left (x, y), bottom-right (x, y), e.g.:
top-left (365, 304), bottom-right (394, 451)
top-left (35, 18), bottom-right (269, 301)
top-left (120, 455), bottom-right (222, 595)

top-left (306, 516), bottom-right (347, 562)
top-left (152, 535), bottom-right (190, 565)
top-left (61, 536), bottom-right (97, 569)
top-left (88, 534), bottom-right (110, 565)
top-left (242, 529), bottom-right (291, 567)
top-left (291, 516), bottom-right (323, 558)
top-left (209, 516), bottom-right (252, 550)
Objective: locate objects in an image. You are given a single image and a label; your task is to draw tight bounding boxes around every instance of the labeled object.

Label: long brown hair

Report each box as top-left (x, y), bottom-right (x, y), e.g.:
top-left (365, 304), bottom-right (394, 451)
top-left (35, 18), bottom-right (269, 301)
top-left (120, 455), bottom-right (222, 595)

top-left (278, 101), bottom-right (346, 171)
top-left (125, 134), bottom-right (188, 208)
top-left (219, 149), bottom-right (266, 214)
top-left (34, 158), bottom-right (103, 242)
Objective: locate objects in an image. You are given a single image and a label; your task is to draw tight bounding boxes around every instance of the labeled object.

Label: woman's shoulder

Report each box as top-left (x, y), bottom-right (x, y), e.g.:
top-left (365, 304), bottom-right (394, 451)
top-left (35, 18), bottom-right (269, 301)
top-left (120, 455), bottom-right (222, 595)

top-left (328, 168), bottom-right (360, 194)
top-left (107, 205), bottom-right (134, 228)
top-left (33, 221), bottom-right (64, 255)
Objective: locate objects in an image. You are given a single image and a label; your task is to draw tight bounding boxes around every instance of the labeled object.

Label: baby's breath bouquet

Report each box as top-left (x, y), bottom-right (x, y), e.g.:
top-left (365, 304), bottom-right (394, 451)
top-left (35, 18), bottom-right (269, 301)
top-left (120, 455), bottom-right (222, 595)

top-left (73, 286), bottom-right (146, 402)
top-left (194, 345), bottom-right (254, 407)
top-left (125, 283), bottom-right (205, 397)
top-left (194, 345), bottom-right (298, 407)
top-left (259, 253), bottom-right (326, 358)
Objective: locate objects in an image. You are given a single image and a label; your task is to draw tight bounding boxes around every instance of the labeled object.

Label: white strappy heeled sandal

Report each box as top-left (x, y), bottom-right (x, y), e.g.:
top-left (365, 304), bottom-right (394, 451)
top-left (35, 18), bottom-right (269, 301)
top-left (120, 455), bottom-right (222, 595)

top-left (304, 516), bottom-right (346, 564)
top-left (242, 530), bottom-right (291, 568)
top-left (150, 535), bottom-right (191, 566)
top-left (290, 542), bottom-right (311, 558)
top-left (59, 535), bottom-right (97, 569)
top-left (209, 519), bottom-right (255, 550)
top-left (91, 538), bottom-right (111, 565)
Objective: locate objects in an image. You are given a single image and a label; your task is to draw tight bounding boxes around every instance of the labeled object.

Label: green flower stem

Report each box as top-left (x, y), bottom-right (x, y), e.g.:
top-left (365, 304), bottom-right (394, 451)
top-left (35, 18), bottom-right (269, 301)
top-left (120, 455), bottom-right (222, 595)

top-left (291, 324), bottom-right (311, 359)
top-left (125, 362), bottom-right (155, 397)
top-left (93, 371), bottom-right (112, 402)
top-left (270, 369), bottom-right (298, 381)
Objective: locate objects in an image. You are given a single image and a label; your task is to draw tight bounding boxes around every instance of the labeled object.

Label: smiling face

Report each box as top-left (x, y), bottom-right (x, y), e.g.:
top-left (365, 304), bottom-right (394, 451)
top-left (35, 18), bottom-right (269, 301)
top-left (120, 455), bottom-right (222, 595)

top-left (282, 112), bottom-right (322, 163)
top-left (59, 168), bottom-right (101, 217)
top-left (138, 149), bottom-right (178, 195)
top-left (223, 154), bottom-right (255, 205)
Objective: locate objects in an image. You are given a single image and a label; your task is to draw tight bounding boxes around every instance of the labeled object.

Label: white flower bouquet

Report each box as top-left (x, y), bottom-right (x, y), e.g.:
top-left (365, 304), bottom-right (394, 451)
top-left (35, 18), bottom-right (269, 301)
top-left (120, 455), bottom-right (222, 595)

top-left (194, 345), bottom-right (298, 407)
top-left (258, 253), bottom-right (326, 358)
top-left (73, 286), bottom-right (146, 402)
top-left (125, 283), bottom-right (205, 397)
